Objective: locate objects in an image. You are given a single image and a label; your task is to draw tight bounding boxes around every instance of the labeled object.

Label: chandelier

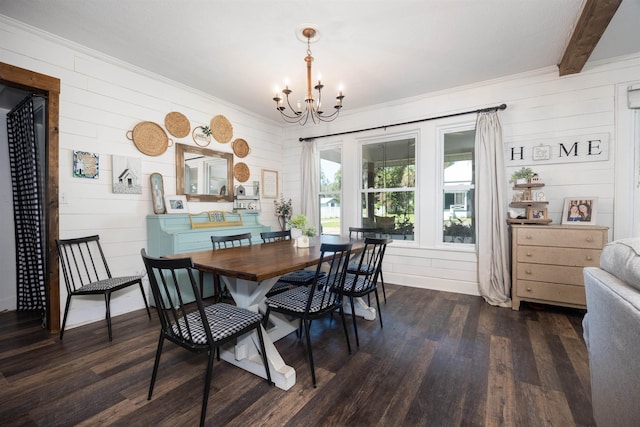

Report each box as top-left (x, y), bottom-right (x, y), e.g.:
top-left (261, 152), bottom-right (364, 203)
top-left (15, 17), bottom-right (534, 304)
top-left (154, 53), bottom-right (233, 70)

top-left (273, 26), bottom-right (344, 125)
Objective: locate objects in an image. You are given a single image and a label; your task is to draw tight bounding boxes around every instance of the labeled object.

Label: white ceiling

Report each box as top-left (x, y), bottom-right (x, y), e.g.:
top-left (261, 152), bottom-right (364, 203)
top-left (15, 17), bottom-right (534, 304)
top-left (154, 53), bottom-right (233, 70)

top-left (1, 0), bottom-right (640, 121)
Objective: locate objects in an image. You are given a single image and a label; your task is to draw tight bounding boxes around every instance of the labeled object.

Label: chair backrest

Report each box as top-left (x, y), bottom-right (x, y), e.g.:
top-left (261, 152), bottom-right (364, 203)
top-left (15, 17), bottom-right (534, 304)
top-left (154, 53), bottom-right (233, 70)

top-left (306, 242), bottom-right (352, 313)
top-left (56, 235), bottom-right (112, 293)
top-left (260, 230), bottom-right (291, 243)
top-left (140, 249), bottom-right (213, 349)
top-left (353, 237), bottom-right (391, 284)
top-left (349, 226), bottom-right (381, 240)
top-left (211, 232), bottom-right (253, 249)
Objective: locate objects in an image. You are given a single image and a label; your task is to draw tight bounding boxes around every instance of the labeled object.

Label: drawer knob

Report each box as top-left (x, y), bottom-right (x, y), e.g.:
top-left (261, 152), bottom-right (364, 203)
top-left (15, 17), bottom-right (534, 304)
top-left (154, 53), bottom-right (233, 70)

top-left (525, 269), bottom-right (532, 274)
top-left (526, 287), bottom-right (532, 292)
top-left (526, 252), bottom-right (532, 257)
top-left (525, 234), bottom-right (532, 239)
top-left (586, 256), bottom-right (593, 261)
top-left (586, 237), bottom-right (593, 242)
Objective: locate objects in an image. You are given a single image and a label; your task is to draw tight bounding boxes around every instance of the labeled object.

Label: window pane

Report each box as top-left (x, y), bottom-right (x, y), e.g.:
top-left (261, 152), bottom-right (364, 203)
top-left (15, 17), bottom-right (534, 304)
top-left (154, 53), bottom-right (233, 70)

top-left (362, 139), bottom-right (415, 190)
top-left (361, 191), bottom-right (414, 240)
top-left (320, 148), bottom-right (341, 235)
top-left (442, 129), bottom-right (475, 244)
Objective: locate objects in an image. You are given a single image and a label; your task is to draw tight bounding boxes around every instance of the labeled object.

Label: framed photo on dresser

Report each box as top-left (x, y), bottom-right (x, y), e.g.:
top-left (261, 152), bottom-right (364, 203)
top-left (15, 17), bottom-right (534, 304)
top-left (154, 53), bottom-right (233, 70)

top-left (562, 197), bottom-right (597, 225)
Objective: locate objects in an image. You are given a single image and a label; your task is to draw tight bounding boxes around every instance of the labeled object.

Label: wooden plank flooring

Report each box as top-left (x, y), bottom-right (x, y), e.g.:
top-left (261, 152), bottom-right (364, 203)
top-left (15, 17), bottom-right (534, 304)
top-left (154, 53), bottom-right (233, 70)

top-left (0, 285), bottom-right (594, 426)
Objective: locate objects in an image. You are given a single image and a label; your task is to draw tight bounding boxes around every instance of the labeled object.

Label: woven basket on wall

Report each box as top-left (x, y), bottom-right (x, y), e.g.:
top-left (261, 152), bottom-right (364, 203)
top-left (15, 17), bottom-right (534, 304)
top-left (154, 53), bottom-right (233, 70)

top-left (164, 112), bottom-right (190, 138)
top-left (210, 115), bottom-right (233, 143)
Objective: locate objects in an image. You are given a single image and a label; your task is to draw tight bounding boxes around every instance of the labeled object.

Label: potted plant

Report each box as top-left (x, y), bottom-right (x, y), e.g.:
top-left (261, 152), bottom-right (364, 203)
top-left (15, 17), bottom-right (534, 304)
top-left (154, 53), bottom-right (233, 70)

top-left (274, 195), bottom-right (292, 231)
top-left (288, 213), bottom-right (307, 238)
top-left (510, 167), bottom-right (535, 185)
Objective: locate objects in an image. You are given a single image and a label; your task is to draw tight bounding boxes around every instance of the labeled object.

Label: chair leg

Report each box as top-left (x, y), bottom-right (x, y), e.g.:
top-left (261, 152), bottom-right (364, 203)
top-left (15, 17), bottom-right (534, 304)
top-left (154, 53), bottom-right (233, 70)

top-left (256, 325), bottom-right (272, 385)
top-left (59, 295), bottom-right (72, 340)
top-left (303, 319), bottom-right (317, 387)
top-left (138, 282), bottom-right (151, 318)
top-left (339, 307), bottom-right (352, 355)
top-left (380, 271), bottom-right (387, 303)
top-left (105, 292), bottom-right (113, 341)
top-left (350, 296), bottom-right (360, 348)
top-left (148, 334), bottom-right (165, 400)
top-left (374, 289), bottom-right (383, 329)
top-left (200, 350), bottom-right (215, 427)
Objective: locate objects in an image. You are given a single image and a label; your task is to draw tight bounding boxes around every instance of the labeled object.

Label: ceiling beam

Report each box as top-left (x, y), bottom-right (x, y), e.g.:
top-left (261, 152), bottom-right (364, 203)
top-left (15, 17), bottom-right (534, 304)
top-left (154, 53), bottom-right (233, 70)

top-left (558, 0), bottom-right (622, 76)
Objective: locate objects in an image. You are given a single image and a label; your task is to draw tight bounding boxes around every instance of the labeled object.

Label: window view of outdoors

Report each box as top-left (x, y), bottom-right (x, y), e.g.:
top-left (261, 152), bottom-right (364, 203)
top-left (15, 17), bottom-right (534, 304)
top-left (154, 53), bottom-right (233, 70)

top-left (361, 138), bottom-right (415, 240)
top-left (442, 129), bottom-right (475, 244)
top-left (319, 148), bottom-right (341, 235)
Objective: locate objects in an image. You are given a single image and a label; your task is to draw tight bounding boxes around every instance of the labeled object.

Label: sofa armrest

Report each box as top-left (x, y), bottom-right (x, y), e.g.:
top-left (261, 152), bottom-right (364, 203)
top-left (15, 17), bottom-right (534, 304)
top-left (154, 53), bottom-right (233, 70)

top-left (583, 267), bottom-right (640, 427)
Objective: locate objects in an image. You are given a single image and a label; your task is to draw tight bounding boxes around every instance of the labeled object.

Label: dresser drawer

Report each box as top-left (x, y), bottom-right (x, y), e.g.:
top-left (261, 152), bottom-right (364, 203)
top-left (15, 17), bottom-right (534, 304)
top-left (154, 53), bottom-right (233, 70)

top-left (516, 246), bottom-right (601, 267)
top-left (516, 280), bottom-right (586, 306)
top-left (515, 227), bottom-right (606, 249)
top-left (516, 263), bottom-right (585, 286)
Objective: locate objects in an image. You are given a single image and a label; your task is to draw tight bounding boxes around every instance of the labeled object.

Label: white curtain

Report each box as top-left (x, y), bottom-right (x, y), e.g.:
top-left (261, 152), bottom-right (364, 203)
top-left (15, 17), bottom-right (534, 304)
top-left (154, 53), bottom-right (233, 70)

top-left (301, 140), bottom-right (319, 230)
top-left (475, 111), bottom-right (511, 307)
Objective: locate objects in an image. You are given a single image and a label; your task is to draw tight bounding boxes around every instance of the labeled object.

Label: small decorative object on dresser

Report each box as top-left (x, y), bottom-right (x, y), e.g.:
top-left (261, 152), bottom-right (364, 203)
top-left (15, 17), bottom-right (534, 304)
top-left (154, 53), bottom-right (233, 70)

top-left (150, 173), bottom-right (165, 214)
top-left (164, 195), bottom-right (188, 214)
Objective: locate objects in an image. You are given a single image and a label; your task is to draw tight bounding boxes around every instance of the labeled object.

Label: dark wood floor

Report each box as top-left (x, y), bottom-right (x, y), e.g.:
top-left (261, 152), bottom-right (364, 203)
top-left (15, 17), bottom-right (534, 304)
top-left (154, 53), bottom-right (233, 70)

top-left (0, 284), bottom-right (594, 426)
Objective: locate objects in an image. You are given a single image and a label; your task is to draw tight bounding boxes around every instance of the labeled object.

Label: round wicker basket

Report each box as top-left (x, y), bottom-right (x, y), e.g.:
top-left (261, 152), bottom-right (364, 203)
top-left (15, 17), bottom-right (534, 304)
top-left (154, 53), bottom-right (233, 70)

top-left (233, 162), bottom-right (250, 182)
top-left (127, 121), bottom-right (171, 156)
top-left (232, 138), bottom-right (250, 158)
top-left (210, 115), bottom-right (233, 143)
top-left (164, 112), bottom-right (190, 138)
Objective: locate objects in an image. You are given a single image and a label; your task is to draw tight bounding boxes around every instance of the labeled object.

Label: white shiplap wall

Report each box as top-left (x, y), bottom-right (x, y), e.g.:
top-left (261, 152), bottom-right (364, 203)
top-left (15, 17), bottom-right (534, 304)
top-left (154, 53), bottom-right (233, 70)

top-left (2, 15), bottom-right (639, 324)
top-left (0, 17), bottom-right (286, 328)
top-left (283, 53), bottom-right (640, 295)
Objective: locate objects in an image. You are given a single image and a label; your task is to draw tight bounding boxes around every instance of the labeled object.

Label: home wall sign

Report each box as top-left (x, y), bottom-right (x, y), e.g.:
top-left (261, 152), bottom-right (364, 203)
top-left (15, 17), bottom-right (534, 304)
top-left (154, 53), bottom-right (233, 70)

top-left (505, 133), bottom-right (609, 166)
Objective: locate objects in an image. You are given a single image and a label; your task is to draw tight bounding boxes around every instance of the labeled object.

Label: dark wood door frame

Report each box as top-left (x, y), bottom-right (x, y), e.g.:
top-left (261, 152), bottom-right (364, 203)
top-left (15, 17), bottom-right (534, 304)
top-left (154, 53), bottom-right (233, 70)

top-left (0, 62), bottom-right (60, 333)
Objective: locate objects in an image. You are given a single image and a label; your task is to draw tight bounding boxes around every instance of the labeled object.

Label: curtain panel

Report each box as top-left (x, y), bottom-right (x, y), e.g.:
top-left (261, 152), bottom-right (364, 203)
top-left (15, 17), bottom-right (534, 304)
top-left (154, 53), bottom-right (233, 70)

top-left (6, 96), bottom-right (47, 316)
top-left (475, 111), bottom-right (511, 307)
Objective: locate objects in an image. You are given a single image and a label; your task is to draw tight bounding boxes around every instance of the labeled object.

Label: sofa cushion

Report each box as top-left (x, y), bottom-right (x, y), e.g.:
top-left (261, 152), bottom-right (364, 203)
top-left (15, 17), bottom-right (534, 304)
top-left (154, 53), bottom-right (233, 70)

top-left (600, 238), bottom-right (640, 292)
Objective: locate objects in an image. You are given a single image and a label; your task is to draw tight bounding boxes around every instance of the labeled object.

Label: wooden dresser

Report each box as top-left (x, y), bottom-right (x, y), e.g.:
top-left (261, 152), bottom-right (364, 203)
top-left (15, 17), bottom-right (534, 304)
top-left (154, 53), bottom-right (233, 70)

top-left (510, 224), bottom-right (608, 310)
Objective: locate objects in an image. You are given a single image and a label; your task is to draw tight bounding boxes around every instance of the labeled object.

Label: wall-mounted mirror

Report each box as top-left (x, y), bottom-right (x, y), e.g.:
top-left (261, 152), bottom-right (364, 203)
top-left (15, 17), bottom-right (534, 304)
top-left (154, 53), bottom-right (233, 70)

top-left (176, 143), bottom-right (234, 202)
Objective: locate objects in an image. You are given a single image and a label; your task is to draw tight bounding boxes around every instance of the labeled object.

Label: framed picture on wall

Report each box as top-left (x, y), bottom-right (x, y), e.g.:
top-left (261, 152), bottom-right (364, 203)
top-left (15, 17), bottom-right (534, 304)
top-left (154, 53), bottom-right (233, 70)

top-left (150, 173), bottom-right (165, 214)
top-left (561, 197), bottom-right (598, 225)
top-left (261, 169), bottom-right (278, 198)
top-left (164, 195), bottom-right (188, 214)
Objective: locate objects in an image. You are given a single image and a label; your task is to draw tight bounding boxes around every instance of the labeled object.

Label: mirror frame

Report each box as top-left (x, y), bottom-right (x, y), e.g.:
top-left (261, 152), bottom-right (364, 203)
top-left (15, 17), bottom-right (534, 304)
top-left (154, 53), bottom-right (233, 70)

top-left (176, 143), bottom-right (234, 202)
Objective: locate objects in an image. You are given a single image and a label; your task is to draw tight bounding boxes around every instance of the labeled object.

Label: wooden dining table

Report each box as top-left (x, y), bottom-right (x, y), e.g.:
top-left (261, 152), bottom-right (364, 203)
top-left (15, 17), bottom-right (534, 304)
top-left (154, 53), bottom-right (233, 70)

top-left (167, 236), bottom-right (372, 390)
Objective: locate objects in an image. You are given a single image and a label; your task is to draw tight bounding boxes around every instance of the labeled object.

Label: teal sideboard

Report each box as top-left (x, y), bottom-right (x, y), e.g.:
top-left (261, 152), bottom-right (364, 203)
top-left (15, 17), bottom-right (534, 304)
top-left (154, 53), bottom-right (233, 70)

top-left (146, 211), bottom-right (270, 303)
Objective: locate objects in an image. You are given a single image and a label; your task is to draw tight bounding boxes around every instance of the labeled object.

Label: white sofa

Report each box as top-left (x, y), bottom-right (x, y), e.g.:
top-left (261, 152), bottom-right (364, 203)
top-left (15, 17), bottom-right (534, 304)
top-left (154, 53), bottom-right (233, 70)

top-left (583, 238), bottom-right (640, 427)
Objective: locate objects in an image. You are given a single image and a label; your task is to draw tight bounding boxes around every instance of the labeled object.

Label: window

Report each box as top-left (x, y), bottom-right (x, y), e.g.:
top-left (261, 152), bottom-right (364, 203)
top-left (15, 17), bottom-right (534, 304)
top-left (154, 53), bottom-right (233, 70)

top-left (360, 138), bottom-right (415, 240)
top-left (442, 129), bottom-right (475, 244)
top-left (319, 147), bottom-right (341, 235)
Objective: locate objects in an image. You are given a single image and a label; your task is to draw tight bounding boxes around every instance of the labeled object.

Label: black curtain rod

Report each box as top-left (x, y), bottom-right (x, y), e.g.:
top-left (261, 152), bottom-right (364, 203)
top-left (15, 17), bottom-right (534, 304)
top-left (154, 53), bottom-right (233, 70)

top-left (298, 103), bottom-right (507, 142)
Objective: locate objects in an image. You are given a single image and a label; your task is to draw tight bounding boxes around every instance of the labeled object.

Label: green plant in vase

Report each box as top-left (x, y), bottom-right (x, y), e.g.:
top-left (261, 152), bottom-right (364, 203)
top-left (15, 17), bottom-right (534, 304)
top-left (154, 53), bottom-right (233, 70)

top-left (510, 166), bottom-right (535, 184)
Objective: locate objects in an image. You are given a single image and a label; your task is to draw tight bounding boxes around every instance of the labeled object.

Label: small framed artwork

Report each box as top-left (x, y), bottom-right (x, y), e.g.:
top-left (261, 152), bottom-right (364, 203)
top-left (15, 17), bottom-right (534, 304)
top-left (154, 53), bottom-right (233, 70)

top-left (112, 155), bottom-right (142, 194)
top-left (527, 207), bottom-right (548, 220)
top-left (261, 169), bottom-right (278, 199)
top-left (532, 145), bottom-right (551, 161)
top-left (562, 197), bottom-right (598, 225)
top-left (73, 150), bottom-right (99, 179)
top-left (150, 173), bottom-right (165, 214)
top-left (164, 195), bottom-right (189, 214)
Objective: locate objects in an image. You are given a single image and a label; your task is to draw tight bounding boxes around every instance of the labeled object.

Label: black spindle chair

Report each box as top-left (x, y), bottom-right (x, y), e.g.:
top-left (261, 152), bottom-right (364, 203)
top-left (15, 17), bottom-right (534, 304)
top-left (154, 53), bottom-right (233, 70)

top-left (263, 242), bottom-right (353, 387)
top-left (202, 233), bottom-right (253, 301)
top-left (340, 237), bottom-right (391, 347)
top-left (348, 226), bottom-right (387, 303)
top-left (141, 249), bottom-right (271, 427)
top-left (56, 235), bottom-right (151, 341)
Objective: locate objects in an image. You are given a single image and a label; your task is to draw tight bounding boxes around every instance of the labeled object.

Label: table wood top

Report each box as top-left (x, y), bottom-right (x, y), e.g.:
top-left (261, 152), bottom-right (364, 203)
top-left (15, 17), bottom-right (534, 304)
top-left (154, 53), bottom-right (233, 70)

top-left (166, 237), bottom-right (363, 283)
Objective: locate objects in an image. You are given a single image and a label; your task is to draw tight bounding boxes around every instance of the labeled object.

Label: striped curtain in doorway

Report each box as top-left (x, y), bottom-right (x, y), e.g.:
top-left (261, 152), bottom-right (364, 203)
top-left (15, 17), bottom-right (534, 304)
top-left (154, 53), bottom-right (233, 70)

top-left (6, 95), bottom-right (47, 318)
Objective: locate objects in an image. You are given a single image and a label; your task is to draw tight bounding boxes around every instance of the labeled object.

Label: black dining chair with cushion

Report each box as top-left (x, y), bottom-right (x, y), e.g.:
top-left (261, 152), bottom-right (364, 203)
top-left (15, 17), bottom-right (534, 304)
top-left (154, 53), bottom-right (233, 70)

top-left (204, 232), bottom-right (253, 301)
top-left (348, 226), bottom-right (387, 303)
top-left (56, 235), bottom-right (151, 341)
top-left (263, 242), bottom-right (353, 387)
top-left (340, 237), bottom-right (391, 347)
top-left (260, 230), bottom-right (324, 297)
top-left (141, 249), bottom-right (271, 427)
